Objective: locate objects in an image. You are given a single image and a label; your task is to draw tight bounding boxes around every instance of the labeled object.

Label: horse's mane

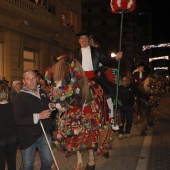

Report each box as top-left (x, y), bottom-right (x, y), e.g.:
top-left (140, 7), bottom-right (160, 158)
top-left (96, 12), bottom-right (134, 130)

top-left (52, 59), bottom-right (92, 104)
top-left (75, 61), bottom-right (93, 103)
top-left (51, 59), bottom-right (69, 82)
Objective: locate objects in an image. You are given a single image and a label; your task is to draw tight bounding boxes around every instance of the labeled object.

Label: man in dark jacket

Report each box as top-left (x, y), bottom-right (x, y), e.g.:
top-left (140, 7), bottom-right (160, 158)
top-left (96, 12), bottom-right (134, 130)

top-left (131, 62), bottom-right (149, 123)
top-left (13, 70), bottom-right (53, 170)
top-left (118, 76), bottom-right (150, 138)
top-left (73, 30), bottom-right (123, 98)
top-left (9, 80), bottom-right (22, 103)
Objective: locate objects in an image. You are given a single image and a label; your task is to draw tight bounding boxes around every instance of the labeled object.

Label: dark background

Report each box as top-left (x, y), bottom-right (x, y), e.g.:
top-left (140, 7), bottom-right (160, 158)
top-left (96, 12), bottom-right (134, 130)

top-left (148, 0), bottom-right (169, 74)
top-left (152, 0), bottom-right (169, 44)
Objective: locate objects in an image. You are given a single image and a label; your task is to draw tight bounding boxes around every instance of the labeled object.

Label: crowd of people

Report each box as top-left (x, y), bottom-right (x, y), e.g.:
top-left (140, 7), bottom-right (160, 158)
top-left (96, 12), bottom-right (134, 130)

top-left (0, 30), bottom-right (168, 169)
top-left (0, 72), bottom-right (53, 170)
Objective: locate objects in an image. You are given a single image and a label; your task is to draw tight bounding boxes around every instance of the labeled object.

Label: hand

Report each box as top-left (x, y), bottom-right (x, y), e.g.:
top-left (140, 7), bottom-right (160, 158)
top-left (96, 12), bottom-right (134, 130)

top-left (97, 72), bottom-right (101, 76)
top-left (39, 110), bottom-right (52, 119)
top-left (50, 103), bottom-right (56, 110)
top-left (56, 103), bottom-right (67, 112)
top-left (115, 52), bottom-right (123, 60)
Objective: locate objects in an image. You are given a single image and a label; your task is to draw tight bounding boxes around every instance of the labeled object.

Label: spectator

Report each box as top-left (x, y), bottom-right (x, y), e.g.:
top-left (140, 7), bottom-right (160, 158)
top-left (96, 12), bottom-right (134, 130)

top-left (10, 80), bottom-right (22, 103)
top-left (1, 76), bottom-right (9, 84)
top-left (34, 70), bottom-right (41, 88)
top-left (39, 75), bottom-right (50, 94)
top-left (118, 76), bottom-right (150, 138)
top-left (131, 63), bottom-right (148, 123)
top-left (0, 83), bottom-right (17, 170)
top-left (13, 69), bottom-right (53, 170)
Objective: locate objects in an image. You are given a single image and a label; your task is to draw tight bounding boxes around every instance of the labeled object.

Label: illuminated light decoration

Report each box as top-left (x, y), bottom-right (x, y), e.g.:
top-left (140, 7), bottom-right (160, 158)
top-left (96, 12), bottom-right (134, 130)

top-left (154, 67), bottom-right (168, 70)
top-left (142, 43), bottom-right (170, 51)
top-left (149, 56), bottom-right (169, 62)
top-left (110, 0), bottom-right (136, 13)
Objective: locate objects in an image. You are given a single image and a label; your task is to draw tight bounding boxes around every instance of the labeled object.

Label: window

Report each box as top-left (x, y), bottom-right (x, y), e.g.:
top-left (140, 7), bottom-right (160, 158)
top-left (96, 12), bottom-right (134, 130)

top-left (23, 51), bottom-right (38, 71)
top-left (69, 10), bottom-right (77, 32)
top-left (62, 14), bottom-right (67, 27)
top-left (69, 11), bottom-right (73, 26)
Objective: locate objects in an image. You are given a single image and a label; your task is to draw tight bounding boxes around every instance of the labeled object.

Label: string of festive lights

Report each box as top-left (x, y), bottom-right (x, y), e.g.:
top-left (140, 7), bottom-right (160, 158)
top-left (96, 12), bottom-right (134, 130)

top-left (154, 67), bottom-right (168, 70)
top-left (142, 43), bottom-right (170, 51)
top-left (149, 56), bottom-right (169, 62)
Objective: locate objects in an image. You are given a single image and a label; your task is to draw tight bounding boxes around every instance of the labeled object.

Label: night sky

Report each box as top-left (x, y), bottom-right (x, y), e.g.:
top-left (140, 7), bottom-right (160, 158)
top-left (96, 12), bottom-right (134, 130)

top-left (136, 0), bottom-right (169, 44)
top-left (149, 0), bottom-right (169, 71)
top-left (152, 0), bottom-right (170, 44)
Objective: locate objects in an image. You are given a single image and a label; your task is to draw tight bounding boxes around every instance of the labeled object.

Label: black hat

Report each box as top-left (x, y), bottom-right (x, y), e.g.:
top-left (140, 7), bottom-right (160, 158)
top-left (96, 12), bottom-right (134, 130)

top-left (40, 75), bottom-right (45, 80)
top-left (34, 70), bottom-right (41, 76)
top-left (136, 62), bottom-right (145, 67)
top-left (75, 30), bottom-right (92, 37)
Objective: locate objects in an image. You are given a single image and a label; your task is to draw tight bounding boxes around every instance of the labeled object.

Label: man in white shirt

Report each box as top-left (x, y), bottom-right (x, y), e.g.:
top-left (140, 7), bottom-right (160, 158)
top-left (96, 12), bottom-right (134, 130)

top-left (132, 63), bottom-right (148, 87)
top-left (74, 30), bottom-right (123, 97)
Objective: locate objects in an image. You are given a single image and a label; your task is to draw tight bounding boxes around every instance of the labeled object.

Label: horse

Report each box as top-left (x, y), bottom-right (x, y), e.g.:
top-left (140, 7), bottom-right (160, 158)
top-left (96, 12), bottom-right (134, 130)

top-left (45, 55), bottom-right (114, 170)
top-left (135, 76), bottom-right (162, 135)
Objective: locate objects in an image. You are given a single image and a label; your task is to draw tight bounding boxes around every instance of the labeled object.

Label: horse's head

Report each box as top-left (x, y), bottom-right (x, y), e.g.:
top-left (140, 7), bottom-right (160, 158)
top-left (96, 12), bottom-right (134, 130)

top-left (51, 59), bottom-right (70, 87)
top-left (46, 55), bottom-right (92, 106)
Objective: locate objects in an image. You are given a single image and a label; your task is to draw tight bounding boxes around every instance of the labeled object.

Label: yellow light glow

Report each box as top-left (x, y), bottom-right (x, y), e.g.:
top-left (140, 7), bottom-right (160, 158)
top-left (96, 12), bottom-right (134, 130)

top-left (111, 53), bottom-right (116, 58)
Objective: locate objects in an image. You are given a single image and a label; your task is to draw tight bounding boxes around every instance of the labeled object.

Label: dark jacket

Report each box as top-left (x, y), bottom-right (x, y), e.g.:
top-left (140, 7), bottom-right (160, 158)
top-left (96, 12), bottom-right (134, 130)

top-left (118, 83), bottom-right (150, 106)
top-left (73, 46), bottom-right (117, 95)
top-left (9, 89), bottom-right (18, 103)
top-left (0, 103), bottom-right (17, 140)
top-left (131, 71), bottom-right (148, 87)
top-left (13, 89), bottom-right (52, 149)
top-left (74, 46), bottom-right (113, 75)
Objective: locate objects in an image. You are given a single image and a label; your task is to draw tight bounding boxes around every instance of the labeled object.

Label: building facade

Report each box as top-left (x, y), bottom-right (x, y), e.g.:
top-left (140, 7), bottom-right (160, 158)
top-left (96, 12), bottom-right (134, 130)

top-left (0, 0), bottom-right (81, 85)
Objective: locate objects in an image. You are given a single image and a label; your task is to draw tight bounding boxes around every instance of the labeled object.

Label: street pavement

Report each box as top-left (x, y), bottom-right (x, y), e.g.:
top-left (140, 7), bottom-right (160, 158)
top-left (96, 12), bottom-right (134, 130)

top-left (147, 93), bottom-right (170, 170)
top-left (13, 93), bottom-right (170, 170)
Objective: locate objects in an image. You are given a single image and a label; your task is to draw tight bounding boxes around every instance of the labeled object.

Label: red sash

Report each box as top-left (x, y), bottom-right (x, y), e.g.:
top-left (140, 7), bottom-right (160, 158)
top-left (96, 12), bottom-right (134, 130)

top-left (84, 71), bottom-right (95, 79)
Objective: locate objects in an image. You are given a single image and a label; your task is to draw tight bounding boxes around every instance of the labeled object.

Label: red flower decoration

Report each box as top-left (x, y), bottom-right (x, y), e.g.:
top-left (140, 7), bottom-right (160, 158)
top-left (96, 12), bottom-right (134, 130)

top-left (70, 67), bottom-right (74, 72)
top-left (70, 106), bottom-right (79, 112)
top-left (64, 86), bottom-right (69, 90)
top-left (73, 84), bottom-right (78, 88)
top-left (76, 74), bottom-right (82, 80)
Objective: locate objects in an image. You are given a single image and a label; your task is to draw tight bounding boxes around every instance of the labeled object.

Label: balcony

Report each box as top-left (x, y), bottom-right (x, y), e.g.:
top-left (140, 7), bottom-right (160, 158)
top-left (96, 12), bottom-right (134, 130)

top-left (0, 0), bottom-right (58, 35)
top-left (6, 0), bottom-right (55, 23)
